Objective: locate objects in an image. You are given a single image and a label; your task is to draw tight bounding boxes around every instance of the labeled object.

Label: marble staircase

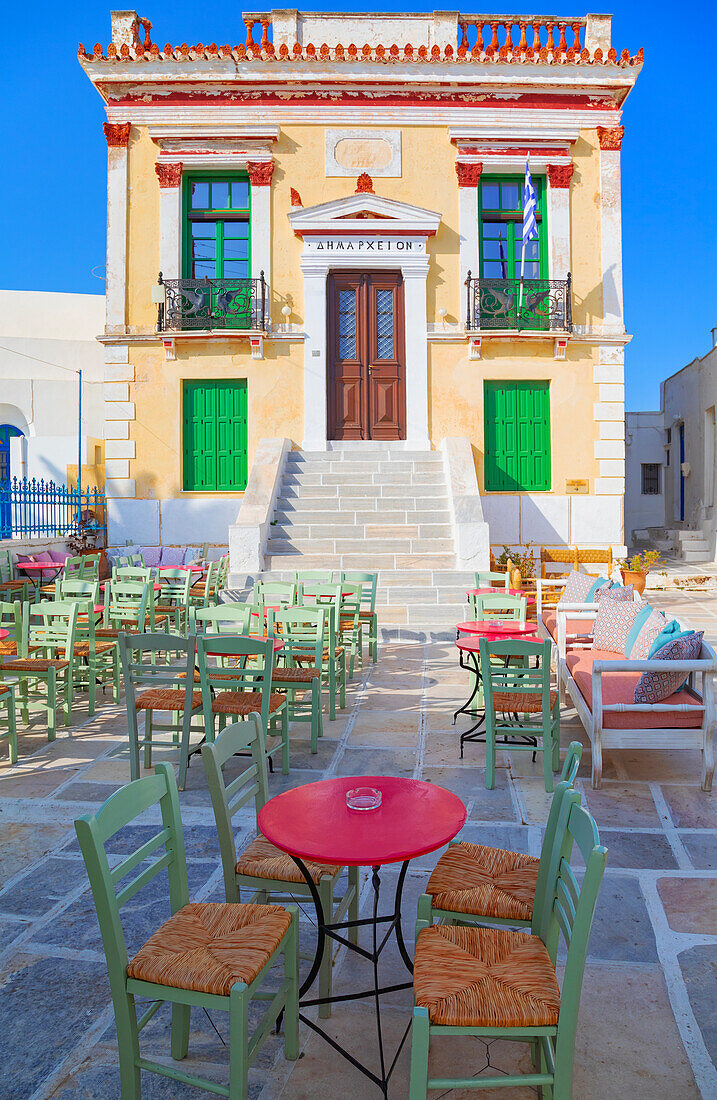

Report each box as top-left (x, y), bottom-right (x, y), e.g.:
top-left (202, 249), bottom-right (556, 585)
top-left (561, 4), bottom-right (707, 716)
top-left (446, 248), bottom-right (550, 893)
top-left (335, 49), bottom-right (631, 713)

top-left (228, 446), bottom-right (471, 640)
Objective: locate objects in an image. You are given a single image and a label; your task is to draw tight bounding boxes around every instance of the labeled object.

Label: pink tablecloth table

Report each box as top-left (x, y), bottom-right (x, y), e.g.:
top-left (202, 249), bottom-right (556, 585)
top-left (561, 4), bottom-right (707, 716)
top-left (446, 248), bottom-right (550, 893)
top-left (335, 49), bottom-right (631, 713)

top-left (259, 775), bottom-right (466, 1090)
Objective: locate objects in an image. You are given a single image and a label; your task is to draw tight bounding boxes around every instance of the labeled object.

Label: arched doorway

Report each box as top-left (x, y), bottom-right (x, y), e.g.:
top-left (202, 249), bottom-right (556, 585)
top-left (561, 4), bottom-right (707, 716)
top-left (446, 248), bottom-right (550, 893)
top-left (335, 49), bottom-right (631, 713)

top-left (0, 424), bottom-right (23, 538)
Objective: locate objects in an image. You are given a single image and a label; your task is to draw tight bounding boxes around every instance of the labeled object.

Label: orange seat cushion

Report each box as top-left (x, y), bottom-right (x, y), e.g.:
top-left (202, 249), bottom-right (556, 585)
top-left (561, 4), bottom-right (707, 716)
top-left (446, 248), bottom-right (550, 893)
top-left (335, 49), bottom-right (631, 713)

top-left (236, 834), bottom-right (340, 883)
top-left (414, 924), bottom-right (559, 1028)
top-left (1, 658), bottom-right (68, 672)
top-left (566, 648), bottom-right (703, 729)
top-left (426, 842), bottom-right (539, 921)
top-left (541, 610), bottom-right (594, 642)
top-left (135, 689), bottom-right (202, 711)
top-left (492, 690), bottom-right (557, 715)
top-left (127, 901), bottom-right (291, 996)
top-left (272, 666), bottom-right (321, 683)
top-left (211, 691), bottom-right (285, 716)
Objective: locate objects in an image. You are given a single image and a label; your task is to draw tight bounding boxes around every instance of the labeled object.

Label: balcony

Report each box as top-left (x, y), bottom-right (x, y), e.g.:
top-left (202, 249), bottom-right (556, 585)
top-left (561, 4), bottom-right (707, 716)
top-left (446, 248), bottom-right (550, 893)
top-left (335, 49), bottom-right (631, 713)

top-left (465, 272), bottom-right (572, 333)
top-left (156, 272), bottom-right (269, 333)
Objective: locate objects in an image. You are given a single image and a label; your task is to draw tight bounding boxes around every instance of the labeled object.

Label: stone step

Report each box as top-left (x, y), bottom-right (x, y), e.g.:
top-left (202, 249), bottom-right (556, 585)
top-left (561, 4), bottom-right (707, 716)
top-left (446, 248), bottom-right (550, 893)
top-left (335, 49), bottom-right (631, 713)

top-left (263, 552), bottom-right (456, 570)
top-left (274, 496), bottom-right (450, 514)
top-left (284, 457), bottom-right (442, 473)
top-left (265, 536), bottom-right (456, 555)
top-left (277, 482), bottom-right (449, 499)
top-left (228, 569), bottom-right (474, 588)
top-left (289, 449), bottom-right (442, 462)
top-left (281, 471), bottom-right (446, 487)
top-left (273, 509), bottom-right (453, 525)
top-left (269, 523), bottom-right (454, 540)
top-left (680, 549), bottom-right (713, 562)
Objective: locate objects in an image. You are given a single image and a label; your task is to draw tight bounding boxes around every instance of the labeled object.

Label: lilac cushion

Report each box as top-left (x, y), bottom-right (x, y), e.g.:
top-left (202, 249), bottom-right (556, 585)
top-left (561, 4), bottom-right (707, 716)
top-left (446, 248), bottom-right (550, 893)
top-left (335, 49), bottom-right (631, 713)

top-left (592, 597), bottom-right (645, 655)
top-left (16, 554), bottom-right (36, 564)
top-left (49, 550), bottom-right (71, 563)
top-left (34, 550), bottom-right (53, 563)
top-left (634, 632), bottom-right (705, 703)
top-left (160, 547), bottom-right (185, 568)
top-left (140, 546), bottom-right (161, 568)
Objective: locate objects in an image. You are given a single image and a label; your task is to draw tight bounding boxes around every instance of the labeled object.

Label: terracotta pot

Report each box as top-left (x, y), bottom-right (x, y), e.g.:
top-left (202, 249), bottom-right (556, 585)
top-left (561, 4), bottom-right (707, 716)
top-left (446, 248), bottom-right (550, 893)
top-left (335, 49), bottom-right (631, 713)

top-left (620, 568), bottom-right (647, 596)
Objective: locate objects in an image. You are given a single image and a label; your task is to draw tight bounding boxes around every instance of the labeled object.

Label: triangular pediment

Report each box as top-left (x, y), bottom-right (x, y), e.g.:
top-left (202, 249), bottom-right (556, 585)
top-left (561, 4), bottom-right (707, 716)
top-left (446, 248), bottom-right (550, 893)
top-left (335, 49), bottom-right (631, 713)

top-left (288, 192), bottom-right (441, 236)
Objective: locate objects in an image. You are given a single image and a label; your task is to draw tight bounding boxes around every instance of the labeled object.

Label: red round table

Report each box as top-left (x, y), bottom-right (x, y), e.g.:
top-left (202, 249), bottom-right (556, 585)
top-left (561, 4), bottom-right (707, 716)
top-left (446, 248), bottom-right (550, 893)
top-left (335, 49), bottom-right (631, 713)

top-left (16, 560), bottom-right (64, 596)
top-left (455, 621), bottom-right (541, 759)
top-left (259, 775), bottom-right (466, 1092)
top-left (0, 628), bottom-right (8, 641)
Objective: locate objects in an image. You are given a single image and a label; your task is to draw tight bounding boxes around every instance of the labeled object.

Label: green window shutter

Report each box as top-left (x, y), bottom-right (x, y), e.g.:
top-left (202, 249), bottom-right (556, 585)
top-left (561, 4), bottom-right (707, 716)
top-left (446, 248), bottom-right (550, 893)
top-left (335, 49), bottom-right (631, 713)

top-left (183, 380), bottom-right (248, 492)
top-left (484, 381), bottom-right (551, 492)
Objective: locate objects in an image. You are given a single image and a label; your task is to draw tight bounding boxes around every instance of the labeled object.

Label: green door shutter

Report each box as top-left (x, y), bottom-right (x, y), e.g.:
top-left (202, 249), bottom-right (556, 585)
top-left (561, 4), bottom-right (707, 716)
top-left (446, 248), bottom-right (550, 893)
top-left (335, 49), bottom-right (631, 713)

top-left (183, 380), bottom-right (248, 491)
top-left (484, 381), bottom-right (550, 492)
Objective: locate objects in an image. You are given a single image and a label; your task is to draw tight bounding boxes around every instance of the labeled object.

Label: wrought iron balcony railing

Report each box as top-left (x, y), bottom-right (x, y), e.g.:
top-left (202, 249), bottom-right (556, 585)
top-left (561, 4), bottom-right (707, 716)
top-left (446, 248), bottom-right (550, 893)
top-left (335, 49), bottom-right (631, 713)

top-left (156, 272), bottom-right (269, 333)
top-left (465, 272), bottom-right (572, 333)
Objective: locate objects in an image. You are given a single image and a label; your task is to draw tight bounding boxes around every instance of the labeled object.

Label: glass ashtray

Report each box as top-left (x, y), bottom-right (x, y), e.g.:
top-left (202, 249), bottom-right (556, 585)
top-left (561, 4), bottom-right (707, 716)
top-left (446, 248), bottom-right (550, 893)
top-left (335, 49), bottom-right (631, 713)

top-left (346, 786), bottom-right (382, 811)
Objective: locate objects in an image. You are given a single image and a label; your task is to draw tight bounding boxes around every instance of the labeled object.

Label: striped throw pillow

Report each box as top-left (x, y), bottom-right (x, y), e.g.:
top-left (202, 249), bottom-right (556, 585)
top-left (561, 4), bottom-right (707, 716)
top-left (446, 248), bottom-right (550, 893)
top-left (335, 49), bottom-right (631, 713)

top-left (626, 607), bottom-right (667, 659)
top-left (634, 632), bottom-right (704, 703)
top-left (559, 570), bottom-right (611, 605)
top-left (592, 595), bottom-right (644, 655)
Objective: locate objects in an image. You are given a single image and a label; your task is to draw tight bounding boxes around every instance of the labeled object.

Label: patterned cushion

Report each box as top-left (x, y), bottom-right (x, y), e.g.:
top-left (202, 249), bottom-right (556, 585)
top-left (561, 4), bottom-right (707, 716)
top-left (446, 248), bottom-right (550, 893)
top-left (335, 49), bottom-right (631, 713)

top-left (626, 607), bottom-right (667, 659)
top-left (556, 572), bottom-right (607, 607)
top-left (647, 619), bottom-right (684, 658)
top-left (601, 584), bottom-right (634, 602)
top-left (140, 546), bottom-right (161, 568)
top-left (160, 547), bottom-right (185, 568)
top-left (634, 632), bottom-right (704, 703)
top-left (592, 596), bottom-right (644, 655)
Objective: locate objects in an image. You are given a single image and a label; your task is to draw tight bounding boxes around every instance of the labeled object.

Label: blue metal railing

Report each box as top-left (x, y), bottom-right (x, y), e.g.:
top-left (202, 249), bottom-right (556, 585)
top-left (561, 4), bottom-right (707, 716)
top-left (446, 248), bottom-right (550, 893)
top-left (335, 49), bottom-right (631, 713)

top-left (0, 478), bottom-right (107, 541)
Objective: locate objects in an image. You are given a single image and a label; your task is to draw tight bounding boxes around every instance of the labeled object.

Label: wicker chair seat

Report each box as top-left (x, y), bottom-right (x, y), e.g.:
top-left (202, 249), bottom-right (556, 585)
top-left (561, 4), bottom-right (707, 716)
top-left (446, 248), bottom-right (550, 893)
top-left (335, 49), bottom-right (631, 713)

top-left (1, 658), bottom-right (68, 672)
top-left (426, 842), bottom-right (539, 921)
top-left (74, 641), bottom-right (119, 656)
top-left (322, 645), bottom-right (343, 659)
top-left (135, 689), bottom-right (203, 711)
top-left (0, 580), bottom-right (28, 592)
top-left (0, 639), bottom-right (17, 656)
top-left (0, 683), bottom-right (12, 696)
top-left (236, 834), bottom-right (340, 884)
top-left (414, 924), bottom-right (559, 1028)
top-left (272, 666), bottom-right (321, 683)
top-left (127, 901), bottom-right (291, 996)
top-left (211, 691), bottom-right (284, 716)
top-left (155, 603), bottom-right (184, 614)
top-left (357, 609), bottom-right (375, 619)
top-left (492, 690), bottom-right (557, 715)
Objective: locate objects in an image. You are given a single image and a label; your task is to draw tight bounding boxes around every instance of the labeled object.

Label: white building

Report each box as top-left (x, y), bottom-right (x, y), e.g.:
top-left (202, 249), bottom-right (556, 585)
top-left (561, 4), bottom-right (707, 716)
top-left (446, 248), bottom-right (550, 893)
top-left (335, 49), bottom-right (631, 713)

top-left (0, 290), bottom-right (106, 491)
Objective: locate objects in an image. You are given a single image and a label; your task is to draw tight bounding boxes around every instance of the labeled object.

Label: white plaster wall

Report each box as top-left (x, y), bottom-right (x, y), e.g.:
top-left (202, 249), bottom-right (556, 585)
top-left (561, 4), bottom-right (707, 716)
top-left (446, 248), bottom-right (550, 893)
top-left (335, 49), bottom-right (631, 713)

top-left (571, 494), bottom-right (623, 548)
top-left (108, 498), bottom-right (160, 546)
top-left (161, 497), bottom-right (244, 545)
top-left (520, 494), bottom-right (570, 545)
top-left (625, 411), bottom-right (665, 537)
top-left (482, 495), bottom-right (520, 546)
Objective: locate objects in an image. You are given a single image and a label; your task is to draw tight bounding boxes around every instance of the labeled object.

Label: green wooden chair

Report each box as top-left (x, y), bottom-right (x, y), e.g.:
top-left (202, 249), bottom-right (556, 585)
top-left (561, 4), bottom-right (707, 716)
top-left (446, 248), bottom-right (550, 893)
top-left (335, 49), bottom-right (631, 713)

top-left (212, 553), bottom-right (230, 600)
top-left (0, 598), bottom-right (23, 659)
top-left (113, 566), bottom-right (153, 583)
top-left (408, 792), bottom-right (607, 1099)
top-left (156, 568), bottom-right (192, 634)
top-left (469, 592), bottom-right (526, 621)
top-left (480, 636), bottom-right (560, 792)
top-left (341, 570), bottom-right (378, 663)
top-left (267, 606), bottom-right (325, 753)
top-left (56, 576), bottom-right (101, 605)
top-left (196, 634), bottom-right (289, 774)
top-left (79, 552), bottom-right (101, 580)
top-left (99, 579), bottom-right (167, 637)
top-left (118, 632), bottom-right (203, 790)
top-left (0, 600), bottom-right (79, 739)
top-left (294, 569), bottom-right (335, 594)
top-left (68, 596), bottom-right (121, 716)
top-left (75, 762), bottom-right (299, 1100)
top-left (189, 602), bottom-right (260, 638)
top-left (189, 560), bottom-right (219, 608)
top-left (474, 569), bottom-right (511, 591)
top-left (0, 680), bottom-right (18, 763)
top-left (337, 581), bottom-right (363, 678)
top-left (252, 580), bottom-right (297, 610)
top-left (202, 714), bottom-right (359, 1019)
top-left (299, 583), bottom-right (346, 720)
top-left (0, 549), bottom-right (30, 603)
top-left (416, 742), bottom-right (583, 932)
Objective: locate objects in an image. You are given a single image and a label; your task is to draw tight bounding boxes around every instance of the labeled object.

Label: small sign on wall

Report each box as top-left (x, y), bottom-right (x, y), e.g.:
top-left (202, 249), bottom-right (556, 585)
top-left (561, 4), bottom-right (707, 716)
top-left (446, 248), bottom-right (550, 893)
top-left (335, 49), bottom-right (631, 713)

top-left (566, 479), bottom-right (589, 494)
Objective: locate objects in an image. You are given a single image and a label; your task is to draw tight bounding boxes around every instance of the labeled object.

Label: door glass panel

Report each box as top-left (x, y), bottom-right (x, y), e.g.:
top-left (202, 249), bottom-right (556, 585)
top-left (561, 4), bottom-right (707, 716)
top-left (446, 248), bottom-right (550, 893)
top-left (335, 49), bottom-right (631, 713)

top-left (230, 180), bottom-right (250, 209)
top-left (191, 181), bottom-right (210, 209)
top-left (375, 289), bottom-right (394, 359)
top-left (338, 289), bottom-right (356, 359)
top-left (211, 181), bottom-right (230, 210)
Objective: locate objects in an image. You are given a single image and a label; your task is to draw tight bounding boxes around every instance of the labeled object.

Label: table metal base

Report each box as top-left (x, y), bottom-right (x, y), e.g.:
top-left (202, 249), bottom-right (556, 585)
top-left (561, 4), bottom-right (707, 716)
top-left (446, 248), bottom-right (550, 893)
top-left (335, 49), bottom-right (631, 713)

top-left (292, 857), bottom-right (413, 1097)
top-left (454, 646), bottom-right (538, 760)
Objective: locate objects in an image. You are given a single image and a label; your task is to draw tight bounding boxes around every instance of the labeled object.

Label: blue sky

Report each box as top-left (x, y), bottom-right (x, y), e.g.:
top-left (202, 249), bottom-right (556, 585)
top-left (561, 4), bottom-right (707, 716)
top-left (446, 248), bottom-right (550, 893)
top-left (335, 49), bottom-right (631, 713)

top-left (3, 1), bottom-right (715, 409)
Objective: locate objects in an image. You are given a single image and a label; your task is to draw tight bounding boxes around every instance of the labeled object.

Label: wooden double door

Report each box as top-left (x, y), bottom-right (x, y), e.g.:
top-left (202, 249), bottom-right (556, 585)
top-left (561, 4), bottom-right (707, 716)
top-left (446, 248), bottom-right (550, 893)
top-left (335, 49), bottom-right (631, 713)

top-left (327, 271), bottom-right (406, 440)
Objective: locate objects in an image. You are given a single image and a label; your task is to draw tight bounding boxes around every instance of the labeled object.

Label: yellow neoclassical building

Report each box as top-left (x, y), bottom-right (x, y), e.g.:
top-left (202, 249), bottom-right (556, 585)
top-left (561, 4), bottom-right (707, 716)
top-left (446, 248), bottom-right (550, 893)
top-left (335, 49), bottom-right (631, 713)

top-left (81, 9), bottom-right (641, 585)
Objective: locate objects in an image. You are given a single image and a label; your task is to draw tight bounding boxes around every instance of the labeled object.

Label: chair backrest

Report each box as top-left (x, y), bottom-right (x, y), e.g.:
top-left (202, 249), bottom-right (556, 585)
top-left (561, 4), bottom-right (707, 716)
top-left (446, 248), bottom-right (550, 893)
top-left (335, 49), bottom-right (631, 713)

top-left (193, 560), bottom-right (218, 602)
top-left (104, 579), bottom-right (151, 629)
top-left (559, 740), bottom-right (582, 784)
top-left (128, 552), bottom-right (145, 567)
top-left (63, 555), bottom-right (85, 579)
top-left (215, 553), bottom-right (230, 590)
top-left (295, 570), bottom-right (335, 586)
top-left (576, 547), bottom-right (613, 578)
top-left (56, 577), bottom-right (101, 605)
top-left (267, 606), bottom-right (325, 668)
top-left (0, 599), bottom-right (23, 650)
top-left (0, 549), bottom-right (14, 583)
top-left (118, 631), bottom-right (197, 699)
top-left (252, 580), bottom-right (297, 608)
top-left (114, 566), bottom-right (153, 583)
top-left (471, 593), bottom-right (526, 621)
top-left (341, 571), bottom-right (378, 610)
top-left (541, 546), bottom-right (577, 578)
top-left (74, 763), bottom-right (189, 991)
top-left (479, 635), bottom-right (552, 707)
top-left (474, 570), bottom-right (511, 591)
top-left (531, 741), bottom-right (583, 923)
top-left (299, 583), bottom-right (342, 645)
top-left (78, 553), bottom-right (101, 579)
top-left (201, 714), bottom-right (267, 899)
top-left (157, 568), bottom-right (192, 604)
top-left (190, 602), bottom-right (258, 636)
top-left (26, 600), bottom-right (79, 662)
top-left (196, 634), bottom-right (275, 727)
top-left (535, 794), bottom-right (607, 1079)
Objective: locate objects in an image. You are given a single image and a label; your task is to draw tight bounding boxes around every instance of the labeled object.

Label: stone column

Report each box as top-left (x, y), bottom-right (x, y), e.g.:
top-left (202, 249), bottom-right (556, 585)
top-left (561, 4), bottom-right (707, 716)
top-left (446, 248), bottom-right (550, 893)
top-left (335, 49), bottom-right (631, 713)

top-left (455, 160), bottom-right (482, 325)
top-left (597, 126), bottom-right (625, 335)
top-left (546, 163), bottom-right (573, 280)
top-left (300, 261), bottom-right (330, 451)
top-left (402, 261), bottom-right (431, 449)
top-left (103, 122), bottom-right (131, 334)
top-left (154, 161), bottom-right (183, 283)
top-left (248, 161), bottom-right (274, 310)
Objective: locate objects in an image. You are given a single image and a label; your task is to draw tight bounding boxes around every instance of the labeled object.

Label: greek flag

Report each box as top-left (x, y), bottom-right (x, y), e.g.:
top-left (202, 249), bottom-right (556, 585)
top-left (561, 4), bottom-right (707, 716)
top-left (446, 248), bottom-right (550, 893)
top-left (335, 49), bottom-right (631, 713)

top-left (522, 158), bottom-right (538, 247)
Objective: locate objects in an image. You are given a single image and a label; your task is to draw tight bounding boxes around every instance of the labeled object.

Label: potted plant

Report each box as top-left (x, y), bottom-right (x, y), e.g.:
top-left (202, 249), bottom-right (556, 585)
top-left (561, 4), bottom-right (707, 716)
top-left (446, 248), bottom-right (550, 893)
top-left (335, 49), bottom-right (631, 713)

top-left (495, 544), bottom-right (536, 590)
top-left (616, 550), bottom-right (663, 596)
top-left (66, 520), bottom-right (110, 579)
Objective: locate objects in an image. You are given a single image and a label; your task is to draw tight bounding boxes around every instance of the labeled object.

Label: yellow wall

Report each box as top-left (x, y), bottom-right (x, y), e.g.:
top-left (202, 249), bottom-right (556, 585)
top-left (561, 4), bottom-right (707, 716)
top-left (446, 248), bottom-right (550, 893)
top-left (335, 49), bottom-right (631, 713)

top-left (122, 122), bottom-right (607, 499)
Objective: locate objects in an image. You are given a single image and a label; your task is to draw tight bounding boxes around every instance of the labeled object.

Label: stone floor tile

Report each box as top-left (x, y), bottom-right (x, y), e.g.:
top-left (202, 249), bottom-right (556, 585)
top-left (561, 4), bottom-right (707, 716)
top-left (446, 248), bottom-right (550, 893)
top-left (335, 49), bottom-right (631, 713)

top-left (0, 767), bottom-right (82, 798)
top-left (0, 856), bottom-right (90, 917)
top-left (612, 748), bottom-right (706, 784)
top-left (657, 877), bottom-right (717, 934)
top-left (679, 945), bottom-right (717, 1066)
top-left (680, 831), bottom-right (717, 869)
top-left (0, 822), bottom-right (73, 883)
top-left (586, 830), bottom-right (678, 870)
top-left (455, 822), bottom-right (534, 854)
top-left (348, 709), bottom-right (421, 737)
top-left (586, 874), bottom-right (658, 962)
top-left (335, 747), bottom-right (416, 777)
top-left (582, 782), bottom-right (662, 828)
top-left (54, 780), bottom-right (124, 802)
top-left (661, 785), bottom-right (717, 828)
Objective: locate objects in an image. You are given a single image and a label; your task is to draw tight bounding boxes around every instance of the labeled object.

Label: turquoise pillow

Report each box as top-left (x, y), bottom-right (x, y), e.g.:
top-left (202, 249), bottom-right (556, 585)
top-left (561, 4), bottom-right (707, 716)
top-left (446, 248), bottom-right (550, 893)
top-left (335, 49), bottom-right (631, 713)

top-left (624, 604), bottom-right (655, 658)
top-left (587, 577), bottom-right (612, 600)
top-left (648, 622), bottom-right (693, 658)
